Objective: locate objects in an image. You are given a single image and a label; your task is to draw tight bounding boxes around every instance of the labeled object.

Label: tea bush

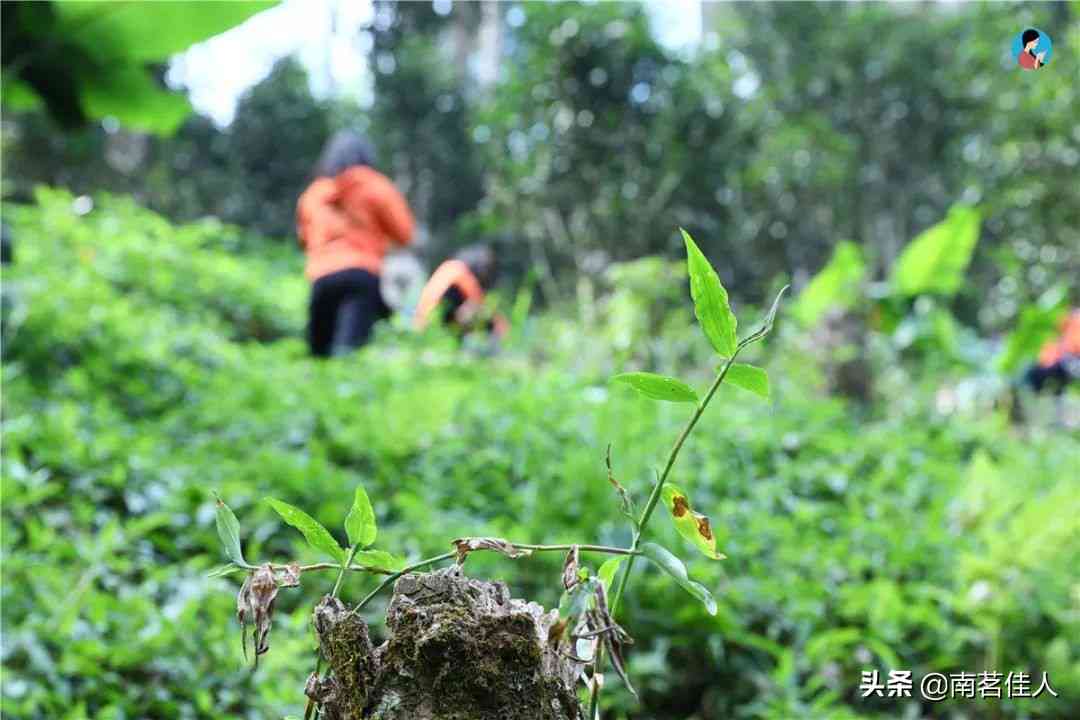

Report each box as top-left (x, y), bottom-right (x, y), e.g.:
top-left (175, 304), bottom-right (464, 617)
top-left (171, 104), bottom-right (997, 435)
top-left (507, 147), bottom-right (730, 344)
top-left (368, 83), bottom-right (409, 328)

top-left (2, 189), bottom-right (1077, 719)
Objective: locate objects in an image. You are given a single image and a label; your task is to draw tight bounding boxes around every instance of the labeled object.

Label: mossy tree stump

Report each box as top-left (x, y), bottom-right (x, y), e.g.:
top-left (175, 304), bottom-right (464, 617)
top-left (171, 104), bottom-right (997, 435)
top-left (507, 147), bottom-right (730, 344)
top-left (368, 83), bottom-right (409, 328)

top-left (308, 566), bottom-right (584, 720)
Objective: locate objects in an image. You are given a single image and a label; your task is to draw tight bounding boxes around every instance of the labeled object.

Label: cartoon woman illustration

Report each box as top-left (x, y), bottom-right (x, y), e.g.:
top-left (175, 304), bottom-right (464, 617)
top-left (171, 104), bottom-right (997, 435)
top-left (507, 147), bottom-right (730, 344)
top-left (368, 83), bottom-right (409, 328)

top-left (1017, 28), bottom-right (1047, 70)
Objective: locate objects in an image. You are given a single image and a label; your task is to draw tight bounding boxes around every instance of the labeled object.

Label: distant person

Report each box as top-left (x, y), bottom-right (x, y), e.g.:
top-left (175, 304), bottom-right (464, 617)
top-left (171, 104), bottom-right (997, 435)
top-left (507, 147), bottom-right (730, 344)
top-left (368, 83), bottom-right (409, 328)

top-left (296, 132), bottom-right (415, 356)
top-left (1024, 309), bottom-right (1080, 393)
top-left (414, 245), bottom-right (508, 337)
top-left (1017, 28), bottom-right (1047, 70)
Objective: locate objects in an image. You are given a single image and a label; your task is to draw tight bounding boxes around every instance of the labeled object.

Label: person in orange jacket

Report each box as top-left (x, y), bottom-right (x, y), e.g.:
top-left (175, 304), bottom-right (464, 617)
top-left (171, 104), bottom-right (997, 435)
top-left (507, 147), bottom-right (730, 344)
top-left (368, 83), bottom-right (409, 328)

top-left (413, 245), bottom-right (508, 337)
top-left (1025, 309), bottom-right (1080, 392)
top-left (296, 131), bottom-right (415, 356)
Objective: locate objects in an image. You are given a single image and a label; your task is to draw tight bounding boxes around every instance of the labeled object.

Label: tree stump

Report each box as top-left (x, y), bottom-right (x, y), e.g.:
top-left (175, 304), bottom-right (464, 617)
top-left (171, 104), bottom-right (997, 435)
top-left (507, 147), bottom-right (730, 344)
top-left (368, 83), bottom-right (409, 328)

top-left (309, 566), bottom-right (584, 720)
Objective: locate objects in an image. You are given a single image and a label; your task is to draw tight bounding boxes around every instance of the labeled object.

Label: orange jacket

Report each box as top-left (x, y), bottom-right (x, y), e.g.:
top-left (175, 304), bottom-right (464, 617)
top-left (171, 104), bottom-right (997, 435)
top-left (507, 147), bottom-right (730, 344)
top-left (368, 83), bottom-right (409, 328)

top-left (296, 166), bottom-right (414, 282)
top-left (414, 260), bottom-right (484, 330)
top-left (1038, 310), bottom-right (1080, 367)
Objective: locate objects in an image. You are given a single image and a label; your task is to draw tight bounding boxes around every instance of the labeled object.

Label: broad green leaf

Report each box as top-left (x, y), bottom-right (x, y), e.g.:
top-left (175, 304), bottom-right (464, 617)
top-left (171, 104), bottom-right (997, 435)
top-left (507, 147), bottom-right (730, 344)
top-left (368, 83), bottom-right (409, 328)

top-left (891, 205), bottom-right (981, 297)
top-left (213, 493), bottom-right (246, 567)
top-left (660, 485), bottom-right (726, 560)
top-left (56, 1), bottom-right (275, 63)
top-left (640, 542), bottom-right (717, 615)
top-left (80, 65), bottom-right (192, 135)
top-left (612, 372), bottom-right (698, 403)
top-left (682, 229), bottom-right (738, 357)
top-left (598, 557), bottom-right (624, 594)
top-left (344, 484), bottom-right (377, 548)
top-left (266, 498), bottom-right (345, 564)
top-left (722, 363), bottom-right (770, 399)
top-left (793, 242), bottom-right (866, 326)
top-left (352, 550), bottom-right (406, 572)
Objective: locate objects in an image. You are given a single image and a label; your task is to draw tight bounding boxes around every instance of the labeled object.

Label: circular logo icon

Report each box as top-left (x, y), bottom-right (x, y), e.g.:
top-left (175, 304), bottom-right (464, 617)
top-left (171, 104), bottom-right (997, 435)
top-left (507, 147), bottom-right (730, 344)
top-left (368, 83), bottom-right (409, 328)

top-left (1012, 28), bottom-right (1052, 70)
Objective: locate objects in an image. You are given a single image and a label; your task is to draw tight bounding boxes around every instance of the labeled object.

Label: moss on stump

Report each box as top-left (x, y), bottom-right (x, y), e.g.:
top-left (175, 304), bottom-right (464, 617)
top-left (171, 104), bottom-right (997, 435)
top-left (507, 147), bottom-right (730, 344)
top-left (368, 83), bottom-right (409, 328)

top-left (312, 566), bottom-right (583, 720)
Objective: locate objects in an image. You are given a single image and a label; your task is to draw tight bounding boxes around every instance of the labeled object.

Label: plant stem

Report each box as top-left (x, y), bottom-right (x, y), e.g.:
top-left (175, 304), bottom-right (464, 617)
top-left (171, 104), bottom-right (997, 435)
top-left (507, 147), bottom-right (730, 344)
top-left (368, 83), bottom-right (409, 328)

top-left (349, 551), bottom-right (457, 616)
top-left (610, 350), bottom-right (742, 614)
top-left (512, 543), bottom-right (639, 556)
top-left (277, 561), bottom-right (392, 574)
top-left (591, 351), bottom-right (743, 719)
top-left (330, 545), bottom-right (359, 598)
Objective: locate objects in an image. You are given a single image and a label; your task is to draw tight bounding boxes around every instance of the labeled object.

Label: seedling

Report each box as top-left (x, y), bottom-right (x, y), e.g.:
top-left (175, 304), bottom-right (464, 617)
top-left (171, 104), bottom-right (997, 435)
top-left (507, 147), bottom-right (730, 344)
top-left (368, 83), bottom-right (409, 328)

top-left (212, 229), bottom-right (787, 717)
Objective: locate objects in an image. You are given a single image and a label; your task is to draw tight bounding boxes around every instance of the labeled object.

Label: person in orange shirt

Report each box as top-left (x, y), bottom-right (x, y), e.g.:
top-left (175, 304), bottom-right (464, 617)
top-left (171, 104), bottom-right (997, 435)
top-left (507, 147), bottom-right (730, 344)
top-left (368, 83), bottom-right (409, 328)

top-left (413, 245), bottom-right (508, 337)
top-left (296, 131), bottom-right (415, 356)
top-left (1025, 309), bottom-right (1080, 392)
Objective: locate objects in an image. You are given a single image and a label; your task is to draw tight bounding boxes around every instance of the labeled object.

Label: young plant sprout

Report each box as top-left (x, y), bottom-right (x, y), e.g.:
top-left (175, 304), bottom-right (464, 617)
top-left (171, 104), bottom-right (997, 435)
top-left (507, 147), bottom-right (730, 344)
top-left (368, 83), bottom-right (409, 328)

top-left (212, 229), bottom-right (787, 718)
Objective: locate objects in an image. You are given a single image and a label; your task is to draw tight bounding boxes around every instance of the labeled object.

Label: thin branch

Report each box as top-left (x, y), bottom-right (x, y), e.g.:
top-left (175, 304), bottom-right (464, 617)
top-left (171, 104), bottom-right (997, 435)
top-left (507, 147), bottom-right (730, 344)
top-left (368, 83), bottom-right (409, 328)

top-left (349, 551), bottom-right (458, 616)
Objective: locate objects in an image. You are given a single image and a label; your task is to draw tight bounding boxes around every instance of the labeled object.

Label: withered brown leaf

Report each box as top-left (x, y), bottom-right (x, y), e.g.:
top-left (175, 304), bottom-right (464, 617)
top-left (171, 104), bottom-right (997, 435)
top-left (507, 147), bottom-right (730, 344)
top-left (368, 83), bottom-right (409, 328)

top-left (451, 537), bottom-right (532, 564)
top-left (235, 563), bottom-right (301, 668)
top-left (562, 545), bottom-right (581, 591)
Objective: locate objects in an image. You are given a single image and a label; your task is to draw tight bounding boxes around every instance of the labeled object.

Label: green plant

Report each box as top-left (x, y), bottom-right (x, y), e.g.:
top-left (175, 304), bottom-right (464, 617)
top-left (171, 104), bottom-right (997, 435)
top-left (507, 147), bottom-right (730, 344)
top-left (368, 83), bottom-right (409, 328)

top-left (210, 228), bottom-right (789, 716)
top-left (6, 191), bottom-right (1077, 719)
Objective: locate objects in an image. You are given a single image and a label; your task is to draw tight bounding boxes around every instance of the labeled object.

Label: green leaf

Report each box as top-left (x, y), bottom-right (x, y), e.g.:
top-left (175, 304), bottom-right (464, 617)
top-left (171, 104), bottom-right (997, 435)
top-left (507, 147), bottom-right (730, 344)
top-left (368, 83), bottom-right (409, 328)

top-left (792, 242), bottom-right (866, 326)
top-left (682, 228), bottom-right (738, 357)
top-left (352, 550), bottom-right (406, 572)
top-left (212, 492), bottom-right (246, 567)
top-left (597, 557), bottom-right (624, 594)
top-left (56, 1), bottom-right (275, 63)
top-left (722, 363), bottom-right (770, 399)
top-left (206, 563), bottom-right (243, 578)
top-left (344, 484), bottom-right (377, 548)
top-left (611, 372), bottom-right (698, 403)
top-left (891, 205), bottom-right (981, 297)
top-left (640, 542), bottom-right (717, 615)
top-left (558, 578), bottom-right (595, 620)
top-left (79, 65), bottom-right (192, 135)
top-left (266, 498), bottom-right (345, 564)
top-left (739, 285), bottom-right (789, 347)
top-left (660, 485), bottom-right (726, 560)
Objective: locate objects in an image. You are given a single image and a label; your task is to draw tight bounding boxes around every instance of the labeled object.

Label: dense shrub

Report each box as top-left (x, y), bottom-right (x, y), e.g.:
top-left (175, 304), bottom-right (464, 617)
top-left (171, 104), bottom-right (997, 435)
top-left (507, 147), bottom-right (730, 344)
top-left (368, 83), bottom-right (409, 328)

top-left (2, 190), bottom-right (1077, 718)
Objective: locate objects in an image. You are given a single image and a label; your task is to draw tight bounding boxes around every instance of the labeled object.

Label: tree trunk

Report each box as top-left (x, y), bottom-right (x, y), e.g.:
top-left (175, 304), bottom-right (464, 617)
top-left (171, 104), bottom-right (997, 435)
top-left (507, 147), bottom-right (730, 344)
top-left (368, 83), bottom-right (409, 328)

top-left (308, 566), bottom-right (584, 720)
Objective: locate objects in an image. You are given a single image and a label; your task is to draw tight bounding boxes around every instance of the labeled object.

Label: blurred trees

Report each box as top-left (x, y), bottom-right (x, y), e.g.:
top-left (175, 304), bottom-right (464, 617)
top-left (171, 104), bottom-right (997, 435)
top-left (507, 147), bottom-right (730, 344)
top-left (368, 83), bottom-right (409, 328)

top-left (4, 57), bottom-right (338, 239)
top-left (367, 0), bottom-right (486, 260)
top-left (2, 0), bottom-right (1077, 327)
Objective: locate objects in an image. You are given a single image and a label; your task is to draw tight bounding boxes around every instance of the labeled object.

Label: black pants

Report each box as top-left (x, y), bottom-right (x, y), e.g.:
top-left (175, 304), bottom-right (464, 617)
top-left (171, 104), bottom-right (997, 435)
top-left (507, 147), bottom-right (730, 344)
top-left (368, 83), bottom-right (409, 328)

top-left (1024, 355), bottom-right (1079, 394)
top-left (308, 269), bottom-right (389, 357)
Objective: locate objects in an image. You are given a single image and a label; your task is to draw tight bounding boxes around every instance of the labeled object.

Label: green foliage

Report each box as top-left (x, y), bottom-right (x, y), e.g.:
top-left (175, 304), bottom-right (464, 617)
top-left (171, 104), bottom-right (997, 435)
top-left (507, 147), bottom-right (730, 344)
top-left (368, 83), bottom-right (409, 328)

top-left (213, 494), bottom-right (248, 568)
top-left (995, 286), bottom-right (1069, 373)
top-left (793, 242), bottom-right (866, 327)
top-left (640, 543), bottom-right (717, 616)
top-left (723, 363), bottom-right (770, 400)
top-left (891, 205), bottom-right (981, 297)
top-left (597, 558), bottom-right (623, 595)
top-left (266, 498), bottom-right (346, 564)
top-left (3, 191), bottom-right (1078, 719)
top-left (611, 372), bottom-right (697, 403)
top-left (659, 485), bottom-right (724, 561)
top-left (682, 229), bottom-right (738, 357)
top-left (345, 485), bottom-right (377, 549)
top-left (352, 550), bottom-right (405, 572)
top-left (2, 1), bottom-right (272, 133)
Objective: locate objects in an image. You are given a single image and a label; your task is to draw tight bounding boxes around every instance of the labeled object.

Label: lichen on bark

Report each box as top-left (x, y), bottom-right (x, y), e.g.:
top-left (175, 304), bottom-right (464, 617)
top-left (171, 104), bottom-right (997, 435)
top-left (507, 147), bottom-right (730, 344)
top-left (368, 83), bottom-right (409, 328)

top-left (311, 566), bottom-right (584, 720)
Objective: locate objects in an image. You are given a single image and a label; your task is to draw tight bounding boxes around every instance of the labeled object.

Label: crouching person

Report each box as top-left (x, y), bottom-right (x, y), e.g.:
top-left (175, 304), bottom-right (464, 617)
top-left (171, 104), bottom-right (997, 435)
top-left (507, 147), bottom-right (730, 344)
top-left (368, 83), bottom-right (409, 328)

top-left (413, 245), bottom-right (508, 338)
